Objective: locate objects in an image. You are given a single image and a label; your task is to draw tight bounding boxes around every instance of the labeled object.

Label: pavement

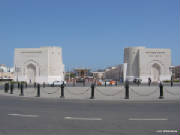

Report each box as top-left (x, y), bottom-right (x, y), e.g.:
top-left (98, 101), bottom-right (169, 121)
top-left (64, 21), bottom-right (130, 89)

top-left (0, 95), bottom-right (179, 135)
top-left (0, 85), bottom-right (179, 101)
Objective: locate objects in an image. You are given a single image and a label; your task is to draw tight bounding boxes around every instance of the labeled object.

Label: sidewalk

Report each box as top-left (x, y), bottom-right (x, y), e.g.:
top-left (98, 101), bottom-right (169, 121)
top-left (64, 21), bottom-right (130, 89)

top-left (0, 85), bottom-right (179, 101)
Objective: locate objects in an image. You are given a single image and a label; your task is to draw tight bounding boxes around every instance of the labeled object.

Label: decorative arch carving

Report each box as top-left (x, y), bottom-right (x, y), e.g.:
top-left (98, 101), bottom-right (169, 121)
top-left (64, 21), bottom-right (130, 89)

top-left (151, 63), bottom-right (161, 82)
top-left (23, 59), bottom-right (40, 83)
top-left (147, 60), bottom-right (165, 74)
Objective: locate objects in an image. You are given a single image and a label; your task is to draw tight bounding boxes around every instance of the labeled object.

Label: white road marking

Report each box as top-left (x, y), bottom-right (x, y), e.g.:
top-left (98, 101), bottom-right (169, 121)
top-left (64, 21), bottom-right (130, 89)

top-left (64, 117), bottom-right (102, 121)
top-left (156, 130), bottom-right (178, 133)
top-left (8, 114), bottom-right (39, 118)
top-left (129, 118), bottom-right (168, 121)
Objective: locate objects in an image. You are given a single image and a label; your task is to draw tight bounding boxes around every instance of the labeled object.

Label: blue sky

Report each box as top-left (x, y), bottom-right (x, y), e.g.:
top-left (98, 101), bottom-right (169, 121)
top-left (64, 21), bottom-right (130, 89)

top-left (0, 0), bottom-right (179, 70)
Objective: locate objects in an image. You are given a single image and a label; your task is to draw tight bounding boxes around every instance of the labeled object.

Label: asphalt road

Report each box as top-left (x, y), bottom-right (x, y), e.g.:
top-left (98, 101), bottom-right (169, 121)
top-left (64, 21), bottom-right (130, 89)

top-left (0, 95), bottom-right (179, 135)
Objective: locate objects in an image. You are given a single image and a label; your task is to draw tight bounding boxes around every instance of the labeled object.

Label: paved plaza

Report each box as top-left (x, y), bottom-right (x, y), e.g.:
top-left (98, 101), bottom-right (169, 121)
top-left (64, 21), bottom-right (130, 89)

top-left (0, 84), bottom-right (179, 101)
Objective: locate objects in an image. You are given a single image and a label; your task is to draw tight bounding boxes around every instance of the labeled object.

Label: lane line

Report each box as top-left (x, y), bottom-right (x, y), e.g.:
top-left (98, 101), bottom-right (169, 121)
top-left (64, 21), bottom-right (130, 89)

top-left (8, 113), bottom-right (39, 118)
top-left (156, 130), bottom-right (178, 133)
top-left (64, 117), bottom-right (102, 121)
top-left (129, 118), bottom-right (168, 121)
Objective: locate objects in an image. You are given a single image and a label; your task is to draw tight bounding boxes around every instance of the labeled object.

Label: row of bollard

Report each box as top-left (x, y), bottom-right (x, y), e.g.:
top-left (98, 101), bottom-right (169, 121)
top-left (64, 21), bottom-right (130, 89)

top-left (123, 82), bottom-right (164, 99)
top-left (4, 82), bottom-right (64, 98)
top-left (4, 82), bottom-right (165, 99)
top-left (89, 82), bottom-right (164, 99)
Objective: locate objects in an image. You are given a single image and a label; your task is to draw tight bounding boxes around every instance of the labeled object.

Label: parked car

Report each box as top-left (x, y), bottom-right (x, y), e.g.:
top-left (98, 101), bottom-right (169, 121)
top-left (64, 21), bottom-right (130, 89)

top-left (104, 79), bottom-right (111, 85)
top-left (51, 81), bottom-right (66, 86)
top-left (110, 80), bottom-right (116, 85)
top-left (133, 78), bottom-right (142, 84)
top-left (97, 80), bottom-right (104, 86)
top-left (97, 79), bottom-right (116, 86)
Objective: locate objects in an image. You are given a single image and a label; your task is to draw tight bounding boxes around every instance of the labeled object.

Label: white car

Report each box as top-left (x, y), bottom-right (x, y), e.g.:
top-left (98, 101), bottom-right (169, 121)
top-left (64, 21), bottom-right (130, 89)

top-left (52, 81), bottom-right (66, 86)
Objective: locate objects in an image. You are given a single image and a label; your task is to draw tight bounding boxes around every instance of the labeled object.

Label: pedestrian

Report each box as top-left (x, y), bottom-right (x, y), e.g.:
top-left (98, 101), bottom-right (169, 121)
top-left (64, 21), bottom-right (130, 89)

top-left (148, 77), bottom-right (151, 86)
top-left (124, 79), bottom-right (129, 88)
top-left (159, 81), bottom-right (163, 88)
top-left (137, 80), bottom-right (140, 86)
top-left (171, 76), bottom-right (173, 87)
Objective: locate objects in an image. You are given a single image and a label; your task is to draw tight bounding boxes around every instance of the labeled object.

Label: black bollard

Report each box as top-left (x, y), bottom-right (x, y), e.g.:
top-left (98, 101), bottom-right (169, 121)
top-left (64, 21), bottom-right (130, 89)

top-left (90, 83), bottom-right (95, 99)
top-left (60, 84), bottom-right (64, 98)
top-left (36, 84), bottom-right (40, 97)
top-left (4, 83), bottom-right (9, 93)
top-left (124, 81), bottom-right (129, 99)
top-left (10, 83), bottom-right (14, 94)
top-left (105, 81), bottom-right (106, 87)
top-left (159, 82), bottom-right (164, 99)
top-left (19, 83), bottom-right (24, 96)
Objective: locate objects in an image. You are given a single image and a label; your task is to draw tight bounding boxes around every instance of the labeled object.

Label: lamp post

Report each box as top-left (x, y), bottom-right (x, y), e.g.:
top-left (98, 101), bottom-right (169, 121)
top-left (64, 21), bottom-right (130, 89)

top-left (15, 66), bottom-right (20, 82)
top-left (169, 66), bottom-right (175, 87)
top-left (169, 66), bottom-right (174, 78)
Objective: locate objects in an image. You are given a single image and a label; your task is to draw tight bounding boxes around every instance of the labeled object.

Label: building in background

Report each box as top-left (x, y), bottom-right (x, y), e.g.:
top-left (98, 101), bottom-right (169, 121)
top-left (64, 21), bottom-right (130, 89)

top-left (74, 68), bottom-right (93, 81)
top-left (92, 71), bottom-right (104, 80)
top-left (103, 64), bottom-right (127, 82)
top-left (0, 64), bottom-right (14, 80)
top-left (124, 46), bottom-right (171, 83)
top-left (14, 46), bottom-right (64, 84)
top-left (104, 66), bottom-right (122, 81)
top-left (175, 65), bottom-right (180, 80)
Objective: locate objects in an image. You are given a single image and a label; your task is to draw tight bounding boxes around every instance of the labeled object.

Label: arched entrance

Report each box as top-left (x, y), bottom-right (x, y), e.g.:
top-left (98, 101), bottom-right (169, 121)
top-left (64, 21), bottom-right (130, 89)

top-left (27, 64), bottom-right (36, 83)
top-left (151, 63), bottom-right (161, 82)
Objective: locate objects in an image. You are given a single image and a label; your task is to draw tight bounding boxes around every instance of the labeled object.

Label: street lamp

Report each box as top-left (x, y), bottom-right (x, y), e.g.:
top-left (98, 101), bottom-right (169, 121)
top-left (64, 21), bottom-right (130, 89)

top-left (15, 66), bottom-right (20, 82)
top-left (169, 66), bottom-right (174, 77)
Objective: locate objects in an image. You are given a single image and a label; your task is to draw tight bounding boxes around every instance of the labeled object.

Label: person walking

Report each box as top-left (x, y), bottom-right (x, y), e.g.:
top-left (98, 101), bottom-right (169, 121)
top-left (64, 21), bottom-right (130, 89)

top-left (148, 77), bottom-right (151, 86)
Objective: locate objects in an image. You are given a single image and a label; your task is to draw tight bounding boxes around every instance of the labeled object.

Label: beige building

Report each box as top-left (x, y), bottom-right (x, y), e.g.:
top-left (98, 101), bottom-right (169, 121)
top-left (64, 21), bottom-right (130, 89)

top-left (0, 72), bottom-right (14, 80)
top-left (175, 65), bottom-right (180, 79)
top-left (14, 46), bottom-right (64, 84)
top-left (124, 46), bottom-right (171, 82)
top-left (92, 71), bottom-right (104, 80)
top-left (104, 65), bottom-right (124, 81)
top-left (0, 64), bottom-right (14, 80)
top-left (74, 68), bottom-right (91, 79)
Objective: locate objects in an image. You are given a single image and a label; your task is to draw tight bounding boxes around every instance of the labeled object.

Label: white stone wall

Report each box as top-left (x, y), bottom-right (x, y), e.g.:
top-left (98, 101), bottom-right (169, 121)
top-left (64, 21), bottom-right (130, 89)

top-left (124, 47), bottom-right (145, 81)
top-left (139, 48), bottom-right (171, 82)
top-left (124, 47), bottom-right (171, 83)
top-left (14, 46), bottom-right (64, 84)
top-left (47, 47), bottom-right (64, 83)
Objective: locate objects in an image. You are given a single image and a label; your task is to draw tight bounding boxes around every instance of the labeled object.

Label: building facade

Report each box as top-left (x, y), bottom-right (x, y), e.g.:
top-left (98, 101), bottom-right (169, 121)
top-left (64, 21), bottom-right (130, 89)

top-left (0, 64), bottom-right (14, 80)
top-left (74, 68), bottom-right (91, 78)
top-left (104, 66), bottom-right (122, 81)
top-left (92, 71), bottom-right (104, 80)
top-left (14, 46), bottom-right (64, 84)
top-left (175, 65), bottom-right (180, 79)
top-left (124, 46), bottom-right (171, 82)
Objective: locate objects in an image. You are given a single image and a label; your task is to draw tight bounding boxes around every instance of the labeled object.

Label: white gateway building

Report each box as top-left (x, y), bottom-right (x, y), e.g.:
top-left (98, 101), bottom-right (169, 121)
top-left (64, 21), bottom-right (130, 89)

top-left (124, 46), bottom-right (171, 83)
top-left (14, 46), bottom-right (65, 84)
